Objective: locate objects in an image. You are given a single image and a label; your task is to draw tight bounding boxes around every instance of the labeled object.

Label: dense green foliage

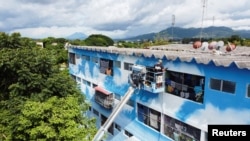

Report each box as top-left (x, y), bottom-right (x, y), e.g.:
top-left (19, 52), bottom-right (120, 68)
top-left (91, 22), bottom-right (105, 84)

top-left (0, 32), bottom-right (36, 48)
top-left (66, 34), bottom-right (114, 46)
top-left (41, 37), bottom-right (69, 65)
top-left (0, 32), bottom-right (97, 140)
top-left (115, 39), bottom-right (168, 49)
top-left (84, 34), bottom-right (114, 46)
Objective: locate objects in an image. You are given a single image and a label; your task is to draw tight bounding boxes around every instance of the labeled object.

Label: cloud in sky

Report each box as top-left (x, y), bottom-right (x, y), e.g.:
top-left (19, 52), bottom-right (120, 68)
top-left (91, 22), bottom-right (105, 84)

top-left (1, 0), bottom-right (250, 39)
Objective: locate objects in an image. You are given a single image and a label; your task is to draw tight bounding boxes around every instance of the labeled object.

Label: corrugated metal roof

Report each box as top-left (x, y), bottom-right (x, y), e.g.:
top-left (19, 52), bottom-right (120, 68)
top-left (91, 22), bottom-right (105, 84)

top-left (94, 86), bottom-right (112, 95)
top-left (68, 44), bottom-right (250, 70)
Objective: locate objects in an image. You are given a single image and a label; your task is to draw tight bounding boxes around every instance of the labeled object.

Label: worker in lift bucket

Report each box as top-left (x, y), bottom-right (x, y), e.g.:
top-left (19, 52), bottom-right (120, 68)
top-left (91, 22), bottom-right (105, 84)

top-left (154, 59), bottom-right (164, 72)
top-left (129, 69), bottom-right (145, 89)
top-left (154, 59), bottom-right (164, 88)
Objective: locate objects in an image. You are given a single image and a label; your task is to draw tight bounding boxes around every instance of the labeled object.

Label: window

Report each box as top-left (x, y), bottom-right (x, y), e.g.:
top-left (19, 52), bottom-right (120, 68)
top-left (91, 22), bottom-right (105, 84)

top-left (89, 106), bottom-right (92, 111)
top-left (210, 78), bottom-right (236, 94)
top-left (108, 123), bottom-right (114, 135)
top-left (137, 103), bottom-right (161, 132)
top-left (82, 79), bottom-right (91, 87)
top-left (124, 62), bottom-right (133, 71)
top-left (114, 60), bottom-right (121, 68)
top-left (92, 83), bottom-right (97, 88)
top-left (247, 84), bottom-right (250, 98)
top-left (126, 99), bottom-right (134, 107)
top-left (164, 114), bottom-right (201, 141)
top-left (69, 53), bottom-right (76, 64)
top-left (210, 78), bottom-right (221, 91)
top-left (222, 80), bottom-right (235, 93)
top-left (94, 86), bottom-right (114, 109)
top-left (86, 81), bottom-right (91, 86)
top-left (76, 77), bottom-right (81, 83)
top-left (205, 132), bottom-right (208, 141)
top-left (70, 74), bottom-right (76, 81)
top-left (100, 58), bottom-right (113, 76)
top-left (101, 115), bottom-right (114, 135)
top-left (91, 57), bottom-right (99, 64)
top-left (165, 71), bottom-right (205, 103)
top-left (124, 130), bottom-right (133, 137)
top-left (101, 114), bottom-right (106, 125)
top-left (115, 123), bottom-right (121, 131)
top-left (114, 94), bottom-right (121, 100)
top-left (82, 55), bottom-right (90, 61)
top-left (93, 108), bottom-right (99, 116)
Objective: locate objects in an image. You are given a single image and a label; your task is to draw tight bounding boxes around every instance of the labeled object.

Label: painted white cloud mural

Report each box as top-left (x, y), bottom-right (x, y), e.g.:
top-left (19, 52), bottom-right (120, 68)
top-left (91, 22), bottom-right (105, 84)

top-left (186, 103), bottom-right (250, 131)
top-left (113, 74), bottom-right (128, 86)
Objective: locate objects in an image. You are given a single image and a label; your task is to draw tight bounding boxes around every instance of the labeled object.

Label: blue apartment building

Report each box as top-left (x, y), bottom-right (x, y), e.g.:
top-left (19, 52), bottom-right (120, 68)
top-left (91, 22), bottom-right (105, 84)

top-left (67, 43), bottom-right (250, 141)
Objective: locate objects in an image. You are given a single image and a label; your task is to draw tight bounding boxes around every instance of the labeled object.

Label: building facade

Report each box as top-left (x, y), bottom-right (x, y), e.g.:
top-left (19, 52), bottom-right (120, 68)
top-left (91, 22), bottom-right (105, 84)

top-left (67, 44), bottom-right (250, 141)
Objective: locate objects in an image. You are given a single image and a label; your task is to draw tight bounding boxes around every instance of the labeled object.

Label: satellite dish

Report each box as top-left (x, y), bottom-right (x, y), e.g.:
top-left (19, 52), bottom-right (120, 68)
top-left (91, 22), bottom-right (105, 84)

top-left (201, 41), bottom-right (209, 51)
top-left (208, 41), bottom-right (217, 50)
top-left (193, 41), bottom-right (202, 49)
top-left (226, 42), bottom-right (236, 52)
top-left (216, 40), bottom-right (224, 50)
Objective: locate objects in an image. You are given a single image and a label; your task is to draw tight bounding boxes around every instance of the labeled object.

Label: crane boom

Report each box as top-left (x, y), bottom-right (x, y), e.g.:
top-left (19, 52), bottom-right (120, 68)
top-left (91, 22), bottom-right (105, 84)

top-left (92, 86), bottom-right (135, 141)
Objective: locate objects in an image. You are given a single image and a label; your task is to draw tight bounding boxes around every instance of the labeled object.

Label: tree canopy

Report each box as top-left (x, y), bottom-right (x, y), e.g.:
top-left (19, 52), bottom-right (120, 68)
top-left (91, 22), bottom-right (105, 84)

top-left (84, 34), bottom-right (114, 46)
top-left (0, 32), bottom-right (97, 140)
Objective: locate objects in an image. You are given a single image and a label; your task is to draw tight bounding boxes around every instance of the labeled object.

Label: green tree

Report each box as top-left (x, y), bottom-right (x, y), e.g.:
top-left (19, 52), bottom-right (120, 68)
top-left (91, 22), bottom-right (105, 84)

top-left (42, 37), bottom-right (56, 48)
top-left (20, 37), bottom-right (36, 48)
top-left (153, 33), bottom-right (169, 45)
top-left (69, 39), bottom-right (85, 46)
top-left (228, 35), bottom-right (243, 45)
top-left (40, 37), bottom-right (69, 65)
top-left (0, 32), bottom-right (22, 48)
top-left (0, 39), bottom-right (97, 140)
top-left (85, 34), bottom-right (114, 46)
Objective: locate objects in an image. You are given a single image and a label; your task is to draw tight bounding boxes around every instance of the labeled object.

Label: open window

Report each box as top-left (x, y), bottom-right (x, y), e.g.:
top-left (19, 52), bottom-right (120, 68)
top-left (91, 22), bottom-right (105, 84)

top-left (69, 53), bottom-right (76, 64)
top-left (101, 115), bottom-right (114, 135)
top-left (164, 114), bottom-right (201, 141)
top-left (94, 86), bottom-right (114, 109)
top-left (137, 103), bottom-right (161, 132)
top-left (100, 58), bottom-right (113, 76)
top-left (165, 70), bottom-right (205, 103)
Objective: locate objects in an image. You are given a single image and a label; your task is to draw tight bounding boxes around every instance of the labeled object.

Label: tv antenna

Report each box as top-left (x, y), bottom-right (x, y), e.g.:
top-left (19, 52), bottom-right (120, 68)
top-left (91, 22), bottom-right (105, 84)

top-left (199, 0), bottom-right (208, 41)
top-left (172, 14), bottom-right (175, 41)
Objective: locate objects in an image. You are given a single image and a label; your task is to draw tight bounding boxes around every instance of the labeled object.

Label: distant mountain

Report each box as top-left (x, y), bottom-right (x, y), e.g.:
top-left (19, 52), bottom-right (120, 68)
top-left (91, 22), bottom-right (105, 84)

top-left (124, 32), bottom-right (156, 41)
top-left (66, 32), bottom-right (87, 40)
top-left (236, 30), bottom-right (250, 38)
top-left (122, 26), bottom-right (250, 41)
top-left (160, 26), bottom-right (236, 39)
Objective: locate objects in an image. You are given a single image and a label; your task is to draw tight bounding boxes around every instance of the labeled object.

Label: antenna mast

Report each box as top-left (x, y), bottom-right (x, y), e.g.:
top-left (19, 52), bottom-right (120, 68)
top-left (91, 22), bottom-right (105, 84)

top-left (200, 0), bottom-right (207, 41)
top-left (212, 16), bottom-right (215, 39)
top-left (172, 14), bottom-right (175, 41)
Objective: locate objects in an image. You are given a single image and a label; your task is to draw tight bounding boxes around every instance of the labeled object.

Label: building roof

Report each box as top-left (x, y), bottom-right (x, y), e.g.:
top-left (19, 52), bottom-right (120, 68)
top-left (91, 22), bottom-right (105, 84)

top-left (68, 44), bottom-right (250, 70)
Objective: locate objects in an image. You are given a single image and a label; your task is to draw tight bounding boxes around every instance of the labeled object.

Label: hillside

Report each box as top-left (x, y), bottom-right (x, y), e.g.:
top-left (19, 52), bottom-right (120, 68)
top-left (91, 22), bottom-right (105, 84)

top-left (122, 26), bottom-right (250, 41)
top-left (66, 32), bottom-right (87, 40)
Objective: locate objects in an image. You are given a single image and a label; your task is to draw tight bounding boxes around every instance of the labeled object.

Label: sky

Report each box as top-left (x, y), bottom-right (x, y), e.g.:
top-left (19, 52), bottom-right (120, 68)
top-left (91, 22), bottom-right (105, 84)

top-left (1, 0), bottom-right (250, 39)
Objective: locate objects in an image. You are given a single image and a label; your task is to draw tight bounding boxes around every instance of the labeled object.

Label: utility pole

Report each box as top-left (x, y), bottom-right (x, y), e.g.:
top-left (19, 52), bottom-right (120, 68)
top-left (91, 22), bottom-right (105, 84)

top-left (172, 14), bottom-right (175, 41)
top-left (212, 16), bottom-right (215, 39)
top-left (200, 0), bottom-right (207, 42)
